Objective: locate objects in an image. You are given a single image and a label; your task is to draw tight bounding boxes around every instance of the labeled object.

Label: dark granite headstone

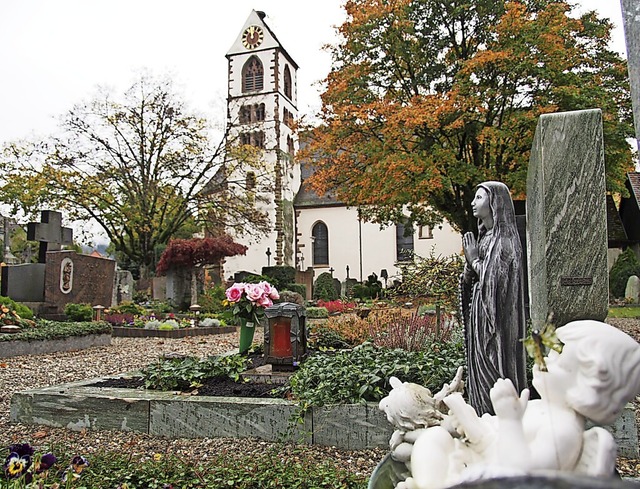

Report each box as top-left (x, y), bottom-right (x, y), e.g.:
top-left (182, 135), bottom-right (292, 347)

top-left (1, 263), bottom-right (46, 302)
top-left (621, 0), bottom-right (640, 152)
top-left (526, 109), bottom-right (608, 330)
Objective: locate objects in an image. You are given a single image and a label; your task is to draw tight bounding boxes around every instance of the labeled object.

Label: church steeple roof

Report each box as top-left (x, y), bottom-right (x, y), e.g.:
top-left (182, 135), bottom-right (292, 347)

top-left (226, 10), bottom-right (298, 69)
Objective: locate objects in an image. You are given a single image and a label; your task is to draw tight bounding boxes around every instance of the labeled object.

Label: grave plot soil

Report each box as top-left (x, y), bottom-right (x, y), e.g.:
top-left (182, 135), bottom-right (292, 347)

top-left (87, 352), bottom-right (285, 398)
top-left (90, 375), bottom-right (283, 398)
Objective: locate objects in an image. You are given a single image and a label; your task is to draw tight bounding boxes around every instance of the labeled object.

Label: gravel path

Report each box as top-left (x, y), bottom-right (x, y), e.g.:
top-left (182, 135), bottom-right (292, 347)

top-left (0, 330), bottom-right (383, 479)
top-left (1, 320), bottom-right (639, 480)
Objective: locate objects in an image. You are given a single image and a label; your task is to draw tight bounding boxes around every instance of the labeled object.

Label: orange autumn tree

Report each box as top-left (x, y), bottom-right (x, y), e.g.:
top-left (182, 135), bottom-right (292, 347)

top-left (304, 0), bottom-right (634, 233)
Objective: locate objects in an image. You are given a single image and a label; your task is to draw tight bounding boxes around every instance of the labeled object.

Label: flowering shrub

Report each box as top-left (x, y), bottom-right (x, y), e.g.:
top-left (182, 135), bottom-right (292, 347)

top-left (370, 312), bottom-right (455, 351)
top-left (317, 299), bottom-right (356, 314)
top-left (104, 313), bottom-right (135, 326)
top-left (323, 315), bottom-right (372, 346)
top-left (2, 442), bottom-right (88, 487)
top-left (224, 281), bottom-right (279, 325)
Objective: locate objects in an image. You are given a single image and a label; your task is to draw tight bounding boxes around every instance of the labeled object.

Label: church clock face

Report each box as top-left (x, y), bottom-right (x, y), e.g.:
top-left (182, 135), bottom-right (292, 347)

top-left (242, 25), bottom-right (264, 49)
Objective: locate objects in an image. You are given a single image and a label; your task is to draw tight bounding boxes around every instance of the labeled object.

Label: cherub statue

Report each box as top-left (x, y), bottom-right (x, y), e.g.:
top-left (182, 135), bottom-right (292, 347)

top-left (378, 320), bottom-right (640, 489)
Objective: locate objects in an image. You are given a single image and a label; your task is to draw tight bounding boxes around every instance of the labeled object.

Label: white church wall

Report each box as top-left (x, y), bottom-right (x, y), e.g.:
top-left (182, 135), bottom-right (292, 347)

top-left (296, 206), bottom-right (462, 285)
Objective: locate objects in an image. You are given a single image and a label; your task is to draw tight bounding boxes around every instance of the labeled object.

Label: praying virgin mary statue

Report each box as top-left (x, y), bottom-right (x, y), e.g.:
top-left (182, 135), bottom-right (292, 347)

top-left (459, 181), bottom-right (527, 415)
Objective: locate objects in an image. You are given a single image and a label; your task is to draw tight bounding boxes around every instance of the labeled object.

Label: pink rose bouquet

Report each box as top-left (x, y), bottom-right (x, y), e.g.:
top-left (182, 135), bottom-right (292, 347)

top-left (225, 281), bottom-right (280, 325)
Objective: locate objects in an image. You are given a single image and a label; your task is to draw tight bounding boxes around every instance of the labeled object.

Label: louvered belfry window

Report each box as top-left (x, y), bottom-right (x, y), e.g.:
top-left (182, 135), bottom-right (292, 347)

top-left (243, 56), bottom-right (264, 92)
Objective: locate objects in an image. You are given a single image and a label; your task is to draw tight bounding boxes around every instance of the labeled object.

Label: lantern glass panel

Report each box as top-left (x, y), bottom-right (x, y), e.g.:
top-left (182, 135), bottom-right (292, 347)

top-left (269, 317), bottom-right (292, 358)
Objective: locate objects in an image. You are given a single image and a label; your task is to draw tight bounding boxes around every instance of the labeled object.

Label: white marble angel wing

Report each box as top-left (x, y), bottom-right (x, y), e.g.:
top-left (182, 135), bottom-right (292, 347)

top-left (574, 427), bottom-right (616, 477)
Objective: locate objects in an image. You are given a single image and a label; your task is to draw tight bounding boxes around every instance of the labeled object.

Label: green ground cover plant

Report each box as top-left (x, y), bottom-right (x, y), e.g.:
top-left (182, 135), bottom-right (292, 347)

top-left (0, 320), bottom-right (112, 342)
top-left (0, 443), bottom-right (365, 489)
top-left (141, 354), bottom-right (250, 391)
top-left (286, 341), bottom-right (465, 408)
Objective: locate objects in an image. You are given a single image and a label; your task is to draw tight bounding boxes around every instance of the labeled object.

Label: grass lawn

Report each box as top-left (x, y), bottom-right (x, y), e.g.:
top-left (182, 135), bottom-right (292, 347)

top-left (608, 306), bottom-right (640, 318)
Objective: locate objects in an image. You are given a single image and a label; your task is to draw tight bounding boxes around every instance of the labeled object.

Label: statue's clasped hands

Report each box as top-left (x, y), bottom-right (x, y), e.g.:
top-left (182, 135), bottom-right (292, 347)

top-left (462, 232), bottom-right (479, 264)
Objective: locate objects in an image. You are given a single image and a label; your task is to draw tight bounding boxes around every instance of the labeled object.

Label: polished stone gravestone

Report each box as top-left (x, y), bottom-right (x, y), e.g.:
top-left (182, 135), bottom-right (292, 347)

top-left (44, 251), bottom-right (116, 313)
top-left (621, 0), bottom-right (640, 151)
top-left (526, 109), bottom-right (608, 330)
top-left (113, 268), bottom-right (134, 305)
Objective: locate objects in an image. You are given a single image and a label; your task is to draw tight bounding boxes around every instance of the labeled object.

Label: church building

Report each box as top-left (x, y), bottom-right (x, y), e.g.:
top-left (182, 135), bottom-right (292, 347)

top-left (222, 10), bottom-right (461, 285)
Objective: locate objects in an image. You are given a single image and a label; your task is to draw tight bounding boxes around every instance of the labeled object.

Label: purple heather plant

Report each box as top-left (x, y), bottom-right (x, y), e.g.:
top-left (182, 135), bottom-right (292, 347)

top-left (371, 312), bottom-right (454, 351)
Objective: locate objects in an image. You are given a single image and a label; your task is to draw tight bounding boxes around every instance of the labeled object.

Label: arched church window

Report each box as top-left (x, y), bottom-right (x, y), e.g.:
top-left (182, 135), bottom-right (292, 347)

top-left (239, 103), bottom-right (265, 123)
top-left (284, 65), bottom-right (292, 99)
top-left (243, 56), bottom-right (264, 92)
top-left (312, 221), bottom-right (329, 266)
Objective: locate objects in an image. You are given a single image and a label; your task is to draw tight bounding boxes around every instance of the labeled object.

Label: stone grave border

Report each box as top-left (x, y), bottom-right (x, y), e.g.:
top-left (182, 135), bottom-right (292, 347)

top-left (111, 325), bottom-right (237, 338)
top-left (0, 333), bottom-right (111, 359)
top-left (11, 375), bottom-right (393, 451)
top-left (10, 375), bottom-right (638, 456)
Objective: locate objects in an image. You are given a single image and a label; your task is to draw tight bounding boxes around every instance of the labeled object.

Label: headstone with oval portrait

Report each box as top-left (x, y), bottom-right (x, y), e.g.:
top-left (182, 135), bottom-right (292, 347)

top-left (44, 250), bottom-right (116, 314)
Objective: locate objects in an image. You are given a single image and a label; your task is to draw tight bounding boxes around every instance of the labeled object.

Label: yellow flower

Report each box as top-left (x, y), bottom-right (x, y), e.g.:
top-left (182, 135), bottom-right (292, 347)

top-left (1, 306), bottom-right (9, 313)
top-left (153, 453), bottom-right (162, 462)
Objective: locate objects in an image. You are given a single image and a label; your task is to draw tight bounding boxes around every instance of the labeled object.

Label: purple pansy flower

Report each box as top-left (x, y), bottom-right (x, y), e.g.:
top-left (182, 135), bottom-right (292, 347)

top-left (4, 443), bottom-right (34, 479)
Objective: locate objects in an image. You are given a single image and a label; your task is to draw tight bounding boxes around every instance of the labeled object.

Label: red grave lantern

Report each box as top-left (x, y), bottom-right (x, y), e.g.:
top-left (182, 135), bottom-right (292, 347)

top-left (264, 302), bottom-right (307, 371)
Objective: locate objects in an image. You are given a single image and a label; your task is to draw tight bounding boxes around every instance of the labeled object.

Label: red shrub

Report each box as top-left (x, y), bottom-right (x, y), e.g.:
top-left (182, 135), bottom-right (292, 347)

top-left (317, 299), bottom-right (356, 314)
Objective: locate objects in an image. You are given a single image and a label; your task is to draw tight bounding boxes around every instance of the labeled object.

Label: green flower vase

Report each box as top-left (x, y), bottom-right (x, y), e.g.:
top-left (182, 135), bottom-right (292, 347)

top-left (239, 318), bottom-right (255, 354)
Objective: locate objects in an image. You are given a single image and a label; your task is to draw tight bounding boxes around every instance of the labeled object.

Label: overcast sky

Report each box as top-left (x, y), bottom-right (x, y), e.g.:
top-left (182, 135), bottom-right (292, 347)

top-left (0, 0), bottom-right (628, 148)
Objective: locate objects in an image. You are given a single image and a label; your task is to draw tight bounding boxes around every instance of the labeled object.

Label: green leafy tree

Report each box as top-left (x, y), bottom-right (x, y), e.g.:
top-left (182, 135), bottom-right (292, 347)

top-left (304, 0), bottom-right (634, 233)
top-left (0, 75), bottom-right (273, 278)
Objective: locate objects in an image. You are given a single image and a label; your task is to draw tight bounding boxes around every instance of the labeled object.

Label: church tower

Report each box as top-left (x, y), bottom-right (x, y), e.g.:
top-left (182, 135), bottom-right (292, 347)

top-left (224, 10), bottom-right (299, 275)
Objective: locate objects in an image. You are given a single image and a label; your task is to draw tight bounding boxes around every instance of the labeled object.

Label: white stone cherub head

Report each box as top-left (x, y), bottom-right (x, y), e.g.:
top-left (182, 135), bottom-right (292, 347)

top-left (533, 320), bottom-right (640, 425)
top-left (379, 377), bottom-right (441, 431)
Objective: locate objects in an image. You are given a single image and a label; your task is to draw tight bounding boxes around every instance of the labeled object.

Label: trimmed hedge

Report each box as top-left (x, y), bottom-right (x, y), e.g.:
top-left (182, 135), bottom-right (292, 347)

top-left (261, 266), bottom-right (296, 290)
top-left (610, 248), bottom-right (640, 299)
top-left (314, 272), bottom-right (339, 301)
top-left (306, 306), bottom-right (329, 319)
top-left (0, 321), bottom-right (112, 342)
